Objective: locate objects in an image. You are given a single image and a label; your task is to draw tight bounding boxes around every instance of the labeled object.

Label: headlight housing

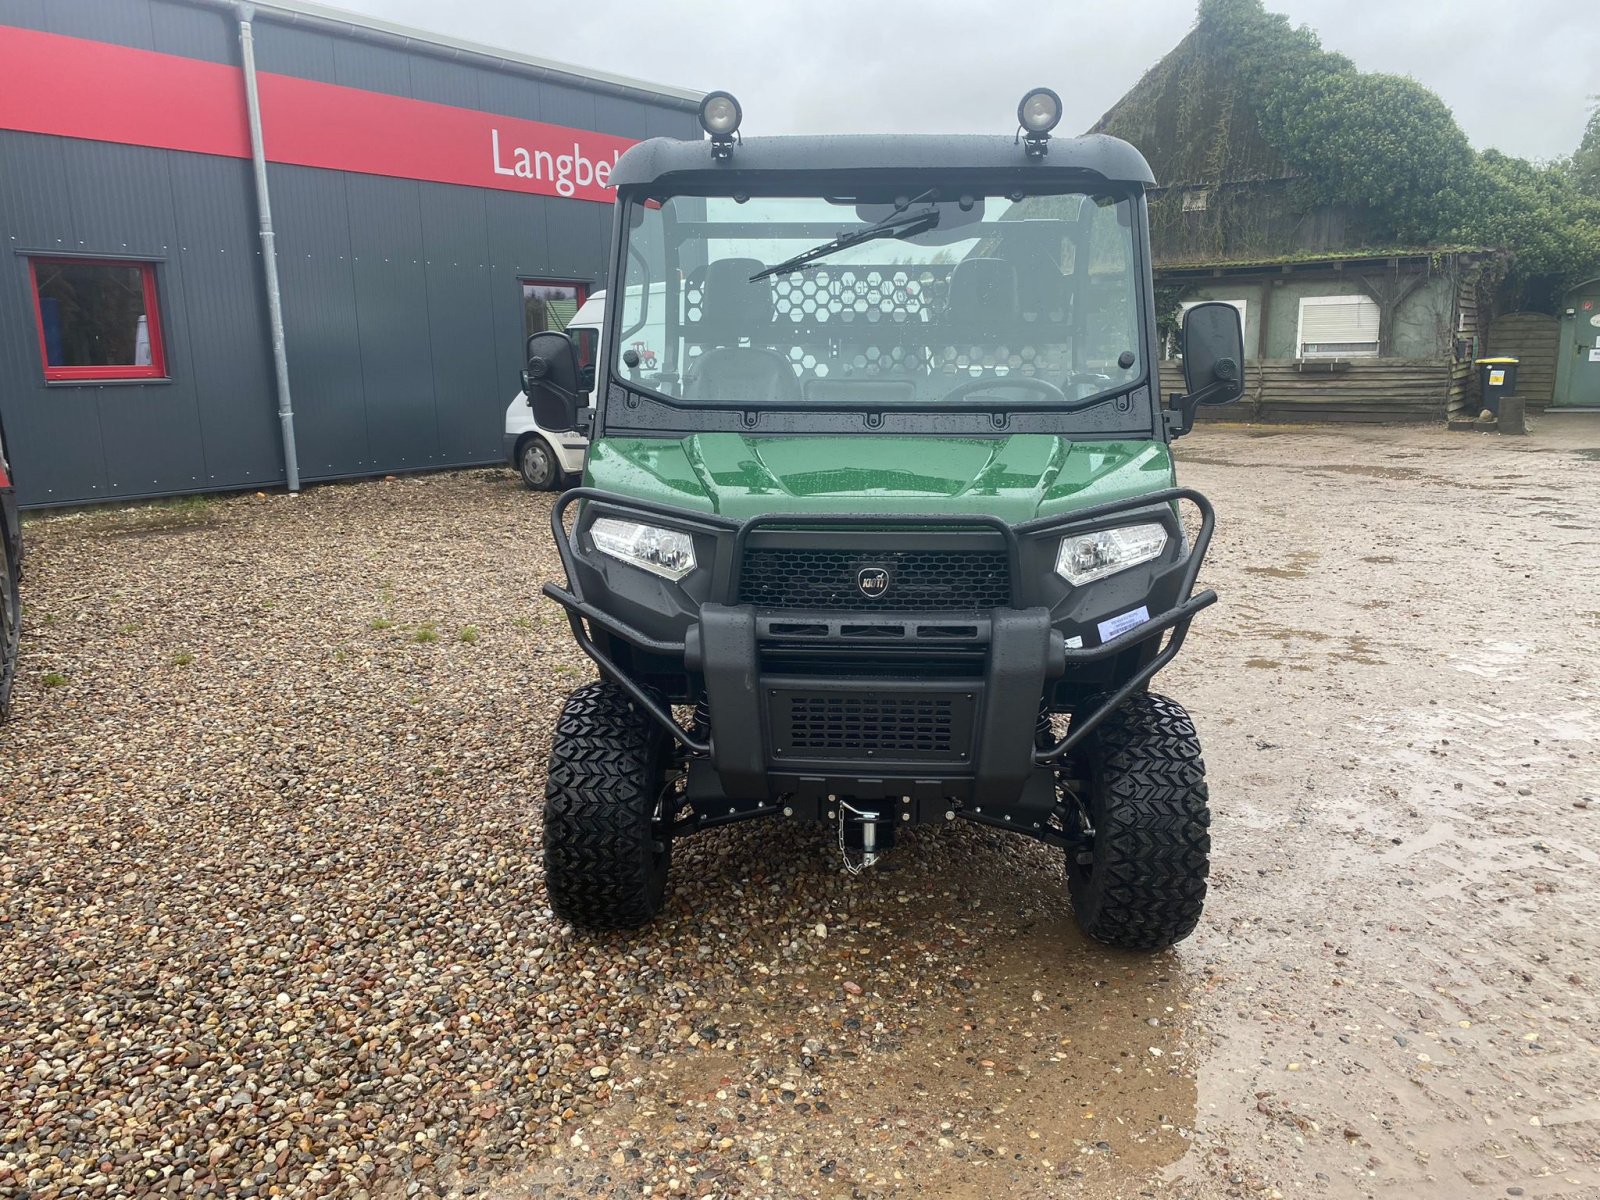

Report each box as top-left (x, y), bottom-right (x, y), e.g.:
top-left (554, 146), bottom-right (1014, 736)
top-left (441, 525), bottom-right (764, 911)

top-left (1055, 522), bottom-right (1168, 586)
top-left (589, 517), bottom-right (697, 581)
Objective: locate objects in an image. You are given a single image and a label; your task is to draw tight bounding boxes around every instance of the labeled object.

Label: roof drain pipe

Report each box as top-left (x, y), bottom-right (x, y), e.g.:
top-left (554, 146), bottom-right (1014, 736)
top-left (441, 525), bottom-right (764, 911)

top-left (236, 4), bottom-right (300, 493)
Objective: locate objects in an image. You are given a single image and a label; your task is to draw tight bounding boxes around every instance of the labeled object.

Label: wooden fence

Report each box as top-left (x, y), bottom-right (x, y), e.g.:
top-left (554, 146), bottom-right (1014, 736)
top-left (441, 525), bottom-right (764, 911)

top-left (1486, 312), bottom-right (1560, 409)
top-left (1159, 358), bottom-right (1458, 424)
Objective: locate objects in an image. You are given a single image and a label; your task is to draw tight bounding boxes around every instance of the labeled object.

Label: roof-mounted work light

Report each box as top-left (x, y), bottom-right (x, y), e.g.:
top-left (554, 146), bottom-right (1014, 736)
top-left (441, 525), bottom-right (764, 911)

top-left (699, 91), bottom-right (742, 159)
top-left (1017, 87), bottom-right (1062, 159)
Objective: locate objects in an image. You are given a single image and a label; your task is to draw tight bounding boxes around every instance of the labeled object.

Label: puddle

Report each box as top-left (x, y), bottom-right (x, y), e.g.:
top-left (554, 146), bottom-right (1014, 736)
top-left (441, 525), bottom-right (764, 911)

top-left (634, 919), bottom-right (1199, 1196)
top-left (1333, 634), bottom-right (1387, 666)
top-left (482, 839), bottom-right (1202, 1199)
top-left (1307, 462), bottom-right (1486, 491)
top-left (1449, 640), bottom-right (1530, 680)
top-left (1243, 550), bottom-right (1319, 580)
top-left (1257, 626), bottom-right (1331, 643)
top-left (1311, 464), bottom-right (1422, 481)
top-left (1172, 454), bottom-right (1243, 468)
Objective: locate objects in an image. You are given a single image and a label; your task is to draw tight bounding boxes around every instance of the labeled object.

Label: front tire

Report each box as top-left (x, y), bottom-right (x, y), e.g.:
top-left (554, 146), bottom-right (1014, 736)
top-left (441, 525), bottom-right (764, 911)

top-left (518, 436), bottom-right (559, 491)
top-left (543, 681), bottom-right (673, 928)
top-left (1067, 692), bottom-right (1210, 950)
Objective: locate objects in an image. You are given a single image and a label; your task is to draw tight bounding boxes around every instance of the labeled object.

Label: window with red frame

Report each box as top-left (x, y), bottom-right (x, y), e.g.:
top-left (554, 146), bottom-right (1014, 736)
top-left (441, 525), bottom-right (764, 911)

top-left (520, 279), bottom-right (588, 343)
top-left (29, 257), bottom-right (167, 382)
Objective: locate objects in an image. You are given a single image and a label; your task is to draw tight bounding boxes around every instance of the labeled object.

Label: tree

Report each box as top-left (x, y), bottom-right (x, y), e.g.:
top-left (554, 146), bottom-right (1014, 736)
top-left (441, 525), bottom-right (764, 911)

top-left (1194, 0), bottom-right (1600, 309)
top-left (1573, 100), bottom-right (1600, 196)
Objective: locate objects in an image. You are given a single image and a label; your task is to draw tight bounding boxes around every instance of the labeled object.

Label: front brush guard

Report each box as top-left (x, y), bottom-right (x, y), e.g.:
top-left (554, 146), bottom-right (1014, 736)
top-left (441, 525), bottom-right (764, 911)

top-left (540, 486), bottom-right (1217, 771)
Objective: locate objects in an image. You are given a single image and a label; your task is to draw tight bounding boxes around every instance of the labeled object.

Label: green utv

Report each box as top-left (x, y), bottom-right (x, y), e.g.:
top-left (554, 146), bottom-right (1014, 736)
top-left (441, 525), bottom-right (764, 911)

top-left (526, 89), bottom-right (1244, 949)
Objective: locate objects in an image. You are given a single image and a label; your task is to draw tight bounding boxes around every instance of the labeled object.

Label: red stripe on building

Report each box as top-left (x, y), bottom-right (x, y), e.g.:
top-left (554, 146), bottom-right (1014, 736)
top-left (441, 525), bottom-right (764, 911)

top-left (0, 25), bottom-right (637, 203)
top-left (0, 25), bottom-right (251, 157)
top-left (257, 71), bottom-right (635, 202)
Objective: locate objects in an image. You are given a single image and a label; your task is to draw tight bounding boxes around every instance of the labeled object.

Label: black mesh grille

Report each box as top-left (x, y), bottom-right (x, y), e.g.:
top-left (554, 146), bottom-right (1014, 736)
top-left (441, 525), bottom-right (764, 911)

top-left (739, 548), bottom-right (1010, 611)
top-left (781, 694), bottom-right (961, 759)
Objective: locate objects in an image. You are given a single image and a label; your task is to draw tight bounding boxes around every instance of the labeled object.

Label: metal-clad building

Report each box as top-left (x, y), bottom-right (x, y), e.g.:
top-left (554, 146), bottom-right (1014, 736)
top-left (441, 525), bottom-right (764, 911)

top-left (0, 0), bottom-right (701, 507)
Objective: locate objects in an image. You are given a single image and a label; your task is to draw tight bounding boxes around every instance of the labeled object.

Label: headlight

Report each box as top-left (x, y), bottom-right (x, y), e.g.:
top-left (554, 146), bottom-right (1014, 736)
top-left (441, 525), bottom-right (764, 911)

top-left (589, 517), bottom-right (697, 581)
top-left (1017, 87), bottom-right (1063, 135)
top-left (698, 91), bottom-right (742, 138)
top-left (1055, 522), bottom-right (1168, 586)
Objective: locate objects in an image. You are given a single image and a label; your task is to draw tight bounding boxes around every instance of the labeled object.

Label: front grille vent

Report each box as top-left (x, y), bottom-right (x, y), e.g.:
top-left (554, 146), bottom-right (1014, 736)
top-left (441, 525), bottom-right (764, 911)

top-left (778, 692), bottom-right (967, 760)
top-left (739, 548), bottom-right (1010, 612)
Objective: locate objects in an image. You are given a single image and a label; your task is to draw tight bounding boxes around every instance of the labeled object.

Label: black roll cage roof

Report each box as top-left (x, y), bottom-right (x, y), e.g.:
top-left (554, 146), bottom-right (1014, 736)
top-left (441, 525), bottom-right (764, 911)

top-left (608, 133), bottom-right (1157, 194)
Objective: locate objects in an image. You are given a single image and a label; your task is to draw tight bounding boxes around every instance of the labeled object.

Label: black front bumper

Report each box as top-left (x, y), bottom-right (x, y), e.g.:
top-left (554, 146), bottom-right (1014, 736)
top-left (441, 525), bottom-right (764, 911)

top-left (542, 487), bottom-right (1216, 816)
top-left (688, 601), bottom-right (1061, 812)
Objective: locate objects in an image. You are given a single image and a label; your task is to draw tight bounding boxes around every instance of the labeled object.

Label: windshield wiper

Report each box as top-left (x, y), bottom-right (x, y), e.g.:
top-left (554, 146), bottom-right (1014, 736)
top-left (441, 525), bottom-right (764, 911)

top-left (749, 199), bottom-right (942, 282)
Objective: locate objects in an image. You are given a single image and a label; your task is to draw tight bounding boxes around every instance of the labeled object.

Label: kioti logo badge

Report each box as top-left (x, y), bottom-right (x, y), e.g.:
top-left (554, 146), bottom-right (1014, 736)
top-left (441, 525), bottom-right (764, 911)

top-left (856, 567), bottom-right (891, 599)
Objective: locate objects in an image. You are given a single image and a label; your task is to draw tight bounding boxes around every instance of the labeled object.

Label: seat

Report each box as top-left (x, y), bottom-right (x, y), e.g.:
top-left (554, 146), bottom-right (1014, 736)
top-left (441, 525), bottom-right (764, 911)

top-left (945, 258), bottom-right (1020, 335)
top-left (1013, 254), bottom-right (1067, 322)
top-left (686, 257), bottom-right (802, 403)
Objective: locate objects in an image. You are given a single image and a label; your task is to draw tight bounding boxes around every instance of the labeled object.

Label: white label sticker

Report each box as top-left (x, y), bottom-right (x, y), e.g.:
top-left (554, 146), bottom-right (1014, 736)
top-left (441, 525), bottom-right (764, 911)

top-left (1590, 313), bottom-right (1600, 327)
top-left (1098, 606), bottom-right (1150, 643)
top-left (1064, 635), bottom-right (1084, 650)
top-left (1590, 349), bottom-right (1600, 363)
top-left (1488, 369), bottom-right (1505, 386)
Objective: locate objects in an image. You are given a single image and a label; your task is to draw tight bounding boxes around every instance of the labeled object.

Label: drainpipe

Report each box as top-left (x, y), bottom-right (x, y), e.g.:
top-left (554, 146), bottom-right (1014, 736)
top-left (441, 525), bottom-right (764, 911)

top-left (236, 4), bottom-right (300, 493)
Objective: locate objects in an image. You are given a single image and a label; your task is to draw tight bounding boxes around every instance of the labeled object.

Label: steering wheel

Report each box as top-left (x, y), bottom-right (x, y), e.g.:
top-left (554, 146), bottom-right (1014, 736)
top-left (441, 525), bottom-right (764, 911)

top-left (941, 374), bottom-right (1069, 403)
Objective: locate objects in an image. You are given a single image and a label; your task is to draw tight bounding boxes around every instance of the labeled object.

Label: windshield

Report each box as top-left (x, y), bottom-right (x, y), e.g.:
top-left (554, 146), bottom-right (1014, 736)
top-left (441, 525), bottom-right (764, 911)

top-left (612, 188), bottom-right (1145, 412)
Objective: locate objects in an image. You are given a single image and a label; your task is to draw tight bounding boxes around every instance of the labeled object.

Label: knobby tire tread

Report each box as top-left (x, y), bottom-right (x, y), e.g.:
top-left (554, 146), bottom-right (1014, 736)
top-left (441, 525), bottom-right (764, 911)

top-left (543, 680), bottom-right (670, 928)
top-left (1069, 692), bottom-right (1211, 950)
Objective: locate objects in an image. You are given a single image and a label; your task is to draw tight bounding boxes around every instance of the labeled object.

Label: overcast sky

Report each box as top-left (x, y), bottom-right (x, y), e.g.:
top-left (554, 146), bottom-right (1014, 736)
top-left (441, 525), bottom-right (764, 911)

top-left (332, 0), bottom-right (1595, 163)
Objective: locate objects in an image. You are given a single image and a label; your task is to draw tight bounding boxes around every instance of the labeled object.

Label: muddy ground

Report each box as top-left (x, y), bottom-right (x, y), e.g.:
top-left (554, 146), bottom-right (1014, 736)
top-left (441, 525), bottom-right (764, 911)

top-left (2, 417), bottom-right (1598, 1200)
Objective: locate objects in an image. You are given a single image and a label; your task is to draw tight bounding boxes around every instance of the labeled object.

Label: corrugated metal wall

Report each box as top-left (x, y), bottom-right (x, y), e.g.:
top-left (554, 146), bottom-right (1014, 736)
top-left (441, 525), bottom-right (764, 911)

top-left (0, 0), bottom-right (699, 506)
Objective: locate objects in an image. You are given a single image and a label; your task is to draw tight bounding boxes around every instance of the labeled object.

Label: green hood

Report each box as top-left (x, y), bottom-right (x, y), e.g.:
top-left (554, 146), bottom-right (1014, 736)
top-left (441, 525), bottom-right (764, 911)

top-left (584, 434), bottom-right (1172, 523)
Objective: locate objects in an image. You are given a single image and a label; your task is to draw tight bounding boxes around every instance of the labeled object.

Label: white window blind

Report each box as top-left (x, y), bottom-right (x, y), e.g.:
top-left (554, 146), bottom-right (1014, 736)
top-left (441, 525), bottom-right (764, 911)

top-left (1298, 295), bottom-right (1380, 358)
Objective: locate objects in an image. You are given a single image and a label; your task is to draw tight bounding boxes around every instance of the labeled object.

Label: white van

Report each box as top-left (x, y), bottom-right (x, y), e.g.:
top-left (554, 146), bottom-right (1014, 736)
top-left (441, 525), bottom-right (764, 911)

top-left (504, 292), bottom-right (602, 490)
top-left (503, 284), bottom-right (667, 489)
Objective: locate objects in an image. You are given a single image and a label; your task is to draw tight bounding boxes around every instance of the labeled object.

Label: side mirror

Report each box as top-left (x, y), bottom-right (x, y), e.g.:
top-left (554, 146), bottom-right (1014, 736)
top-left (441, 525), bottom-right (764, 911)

top-left (1172, 302), bottom-right (1245, 435)
top-left (522, 330), bottom-right (581, 433)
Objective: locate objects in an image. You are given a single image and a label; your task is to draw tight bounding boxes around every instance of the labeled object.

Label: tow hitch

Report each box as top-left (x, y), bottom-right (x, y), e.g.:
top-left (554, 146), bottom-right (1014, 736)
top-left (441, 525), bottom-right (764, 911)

top-left (836, 800), bottom-right (891, 875)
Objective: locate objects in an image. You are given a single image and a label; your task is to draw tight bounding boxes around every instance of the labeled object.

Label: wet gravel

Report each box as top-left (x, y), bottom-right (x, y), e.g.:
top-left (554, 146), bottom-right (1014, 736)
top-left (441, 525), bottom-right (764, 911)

top-left (3, 418), bottom-right (1600, 1200)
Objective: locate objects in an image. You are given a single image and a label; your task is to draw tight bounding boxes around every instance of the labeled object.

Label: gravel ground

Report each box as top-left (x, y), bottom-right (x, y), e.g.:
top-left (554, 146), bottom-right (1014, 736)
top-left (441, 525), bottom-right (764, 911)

top-left (2, 418), bottom-right (1599, 1200)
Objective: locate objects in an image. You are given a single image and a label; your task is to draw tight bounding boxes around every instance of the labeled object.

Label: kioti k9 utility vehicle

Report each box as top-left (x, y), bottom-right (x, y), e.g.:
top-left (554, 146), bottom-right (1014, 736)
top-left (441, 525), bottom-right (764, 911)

top-left (525, 89), bottom-right (1244, 949)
